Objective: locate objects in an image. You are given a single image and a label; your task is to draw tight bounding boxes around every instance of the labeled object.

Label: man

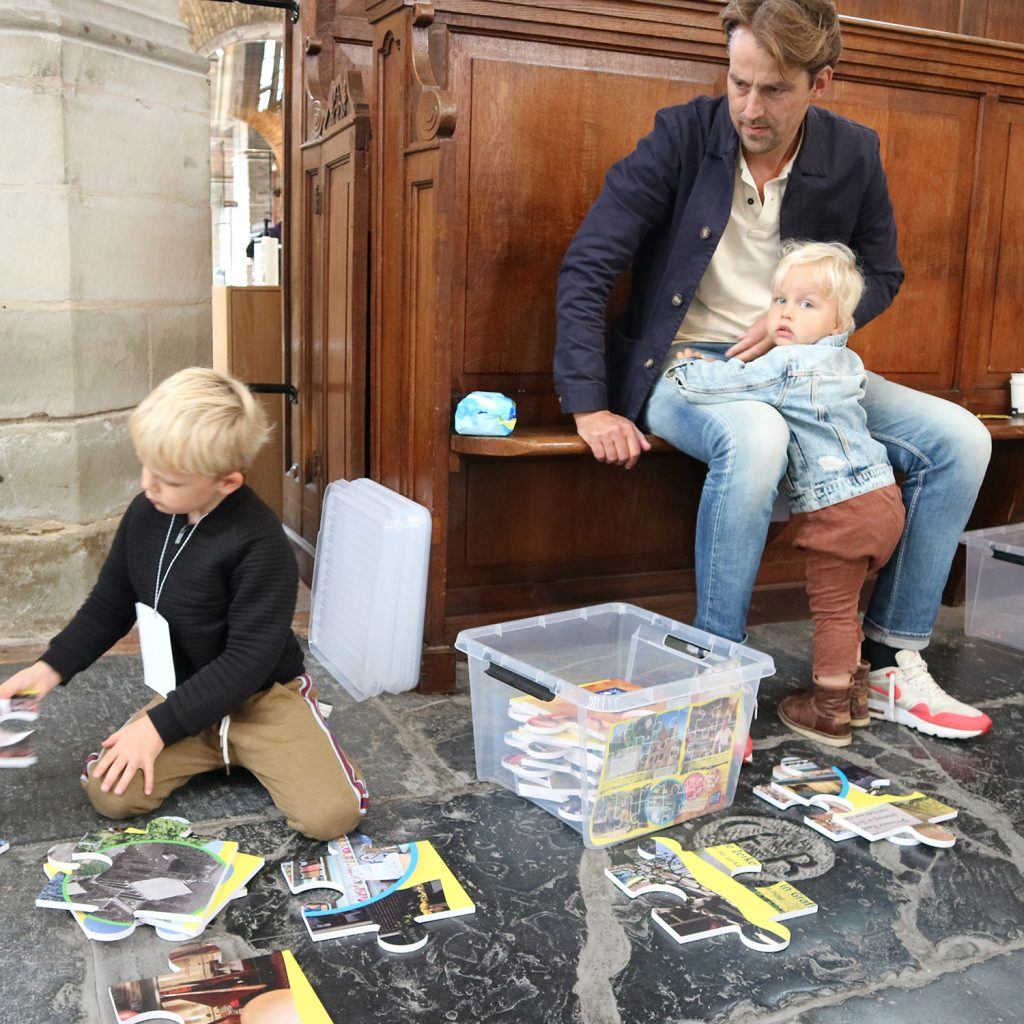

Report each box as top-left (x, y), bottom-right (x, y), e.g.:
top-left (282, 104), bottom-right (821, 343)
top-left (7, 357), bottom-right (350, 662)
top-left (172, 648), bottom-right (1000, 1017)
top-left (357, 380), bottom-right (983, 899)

top-left (554, 0), bottom-right (992, 739)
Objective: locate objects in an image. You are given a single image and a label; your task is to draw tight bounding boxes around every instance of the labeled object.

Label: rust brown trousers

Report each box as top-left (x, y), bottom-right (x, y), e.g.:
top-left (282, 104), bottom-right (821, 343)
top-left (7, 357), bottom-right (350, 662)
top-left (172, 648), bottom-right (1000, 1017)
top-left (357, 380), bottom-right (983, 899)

top-left (791, 484), bottom-right (906, 679)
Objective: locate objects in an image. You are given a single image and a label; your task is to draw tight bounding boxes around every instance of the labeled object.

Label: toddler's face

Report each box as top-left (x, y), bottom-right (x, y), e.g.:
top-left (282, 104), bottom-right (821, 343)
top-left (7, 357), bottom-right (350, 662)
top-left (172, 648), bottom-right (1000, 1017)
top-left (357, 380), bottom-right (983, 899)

top-left (765, 263), bottom-right (842, 347)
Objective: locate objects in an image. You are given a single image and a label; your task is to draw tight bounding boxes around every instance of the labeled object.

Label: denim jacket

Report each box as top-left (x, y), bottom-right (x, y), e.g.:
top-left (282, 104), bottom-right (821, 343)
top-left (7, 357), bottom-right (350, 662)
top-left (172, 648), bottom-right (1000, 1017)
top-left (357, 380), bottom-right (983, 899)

top-left (665, 333), bottom-right (895, 514)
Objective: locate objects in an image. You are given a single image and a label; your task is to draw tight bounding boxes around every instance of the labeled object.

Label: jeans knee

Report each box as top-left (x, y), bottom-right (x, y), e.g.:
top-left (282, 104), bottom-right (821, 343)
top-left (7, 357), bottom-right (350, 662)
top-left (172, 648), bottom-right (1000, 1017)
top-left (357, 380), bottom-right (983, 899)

top-left (926, 403), bottom-right (992, 477)
top-left (709, 405), bottom-right (790, 483)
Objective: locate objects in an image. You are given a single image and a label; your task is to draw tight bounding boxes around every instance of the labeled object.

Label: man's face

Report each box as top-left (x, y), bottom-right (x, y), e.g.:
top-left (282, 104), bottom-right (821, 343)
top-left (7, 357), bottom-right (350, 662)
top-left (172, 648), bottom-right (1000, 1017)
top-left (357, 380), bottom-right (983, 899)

top-left (765, 263), bottom-right (842, 347)
top-left (726, 26), bottom-right (832, 161)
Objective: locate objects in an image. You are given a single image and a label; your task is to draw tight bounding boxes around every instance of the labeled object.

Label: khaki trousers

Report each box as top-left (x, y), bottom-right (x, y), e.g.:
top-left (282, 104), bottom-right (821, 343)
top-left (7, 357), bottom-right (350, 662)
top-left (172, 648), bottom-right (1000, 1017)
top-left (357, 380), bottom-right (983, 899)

top-left (82, 676), bottom-right (368, 840)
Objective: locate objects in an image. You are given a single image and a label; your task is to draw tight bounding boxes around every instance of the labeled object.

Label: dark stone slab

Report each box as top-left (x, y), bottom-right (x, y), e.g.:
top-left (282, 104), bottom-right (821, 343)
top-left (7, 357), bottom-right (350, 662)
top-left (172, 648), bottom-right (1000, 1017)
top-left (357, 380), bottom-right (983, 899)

top-left (4, 607), bottom-right (1024, 1023)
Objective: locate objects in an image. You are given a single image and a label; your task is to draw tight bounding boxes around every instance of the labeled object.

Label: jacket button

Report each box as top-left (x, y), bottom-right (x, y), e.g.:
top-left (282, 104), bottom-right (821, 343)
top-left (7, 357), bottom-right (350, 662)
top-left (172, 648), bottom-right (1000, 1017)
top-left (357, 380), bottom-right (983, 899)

top-left (644, 358), bottom-right (655, 369)
top-left (700, 226), bottom-right (712, 239)
top-left (671, 293), bottom-right (683, 307)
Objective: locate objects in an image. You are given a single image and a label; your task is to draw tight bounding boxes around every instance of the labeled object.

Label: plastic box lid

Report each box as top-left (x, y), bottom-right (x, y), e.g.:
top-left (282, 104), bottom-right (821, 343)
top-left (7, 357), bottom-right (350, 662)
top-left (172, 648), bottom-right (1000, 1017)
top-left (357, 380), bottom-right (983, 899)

top-left (961, 523), bottom-right (1024, 560)
top-left (455, 602), bottom-right (774, 713)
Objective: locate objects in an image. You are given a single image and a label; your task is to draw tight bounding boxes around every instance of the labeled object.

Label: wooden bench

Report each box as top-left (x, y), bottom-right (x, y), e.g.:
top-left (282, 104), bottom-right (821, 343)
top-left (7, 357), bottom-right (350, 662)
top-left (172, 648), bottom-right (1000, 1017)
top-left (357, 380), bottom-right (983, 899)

top-left (452, 417), bottom-right (1024, 612)
top-left (451, 417), bottom-right (1024, 457)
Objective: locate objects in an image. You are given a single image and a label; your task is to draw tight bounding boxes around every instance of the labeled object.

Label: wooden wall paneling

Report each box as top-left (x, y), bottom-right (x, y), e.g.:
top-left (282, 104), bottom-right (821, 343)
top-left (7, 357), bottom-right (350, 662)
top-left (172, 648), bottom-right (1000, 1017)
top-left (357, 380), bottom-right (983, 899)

top-left (301, 144), bottom-right (326, 550)
top-left (367, 4), bottom-right (458, 690)
top-left (333, 0), bottom-right (1024, 691)
top-left (450, 35), bottom-right (723, 396)
top-left (320, 77), bottom-right (371, 485)
top-left (283, 17), bottom-right (306, 565)
top-left (835, 0), bottom-right (962, 34)
top-left (975, 100), bottom-right (1024, 400)
top-left (982, 1), bottom-right (1024, 46)
top-left (826, 79), bottom-right (980, 391)
top-left (212, 286), bottom-right (285, 518)
top-left (959, 0), bottom-right (992, 39)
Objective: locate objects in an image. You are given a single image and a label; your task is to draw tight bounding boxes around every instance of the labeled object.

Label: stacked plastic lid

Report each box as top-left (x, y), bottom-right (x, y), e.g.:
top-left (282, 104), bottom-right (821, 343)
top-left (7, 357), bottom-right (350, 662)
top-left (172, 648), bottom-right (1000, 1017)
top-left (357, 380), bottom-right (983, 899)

top-left (309, 478), bottom-right (431, 701)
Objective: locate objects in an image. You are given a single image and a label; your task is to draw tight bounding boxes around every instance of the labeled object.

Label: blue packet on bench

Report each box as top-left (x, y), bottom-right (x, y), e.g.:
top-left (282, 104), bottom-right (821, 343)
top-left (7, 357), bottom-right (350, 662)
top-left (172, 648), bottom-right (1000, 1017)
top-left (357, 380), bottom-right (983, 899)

top-left (454, 391), bottom-right (517, 436)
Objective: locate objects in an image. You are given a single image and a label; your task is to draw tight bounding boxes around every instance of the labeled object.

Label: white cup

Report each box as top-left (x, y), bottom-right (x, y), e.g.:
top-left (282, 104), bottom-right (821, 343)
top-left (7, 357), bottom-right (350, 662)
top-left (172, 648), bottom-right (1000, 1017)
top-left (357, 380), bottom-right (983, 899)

top-left (1011, 372), bottom-right (1024, 416)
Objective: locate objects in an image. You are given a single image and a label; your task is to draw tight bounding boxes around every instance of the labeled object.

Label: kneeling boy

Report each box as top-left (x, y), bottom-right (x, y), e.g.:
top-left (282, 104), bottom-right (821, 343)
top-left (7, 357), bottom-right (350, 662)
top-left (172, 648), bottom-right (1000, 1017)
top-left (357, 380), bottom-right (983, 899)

top-left (0, 368), bottom-right (368, 838)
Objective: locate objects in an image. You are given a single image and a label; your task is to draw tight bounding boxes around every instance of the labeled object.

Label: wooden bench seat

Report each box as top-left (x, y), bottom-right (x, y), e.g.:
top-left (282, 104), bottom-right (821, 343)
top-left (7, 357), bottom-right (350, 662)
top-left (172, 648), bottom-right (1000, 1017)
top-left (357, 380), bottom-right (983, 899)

top-left (451, 417), bottom-right (1024, 458)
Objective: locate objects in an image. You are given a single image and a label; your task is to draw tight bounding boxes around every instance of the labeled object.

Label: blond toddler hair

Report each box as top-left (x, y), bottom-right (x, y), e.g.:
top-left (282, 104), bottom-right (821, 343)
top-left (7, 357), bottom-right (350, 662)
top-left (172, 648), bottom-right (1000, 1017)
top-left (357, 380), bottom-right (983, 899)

top-left (772, 240), bottom-right (864, 332)
top-left (129, 367), bottom-right (270, 478)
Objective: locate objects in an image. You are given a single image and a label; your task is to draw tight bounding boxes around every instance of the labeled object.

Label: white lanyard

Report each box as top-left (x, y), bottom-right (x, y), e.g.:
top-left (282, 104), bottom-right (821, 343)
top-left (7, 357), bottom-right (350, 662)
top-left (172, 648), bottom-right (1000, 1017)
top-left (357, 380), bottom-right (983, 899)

top-left (154, 514), bottom-right (203, 610)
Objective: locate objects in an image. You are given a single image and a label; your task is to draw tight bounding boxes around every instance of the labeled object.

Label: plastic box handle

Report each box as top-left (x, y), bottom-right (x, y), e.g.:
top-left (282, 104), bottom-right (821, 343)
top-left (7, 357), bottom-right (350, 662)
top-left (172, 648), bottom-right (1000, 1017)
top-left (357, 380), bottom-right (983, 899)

top-left (485, 662), bottom-right (556, 702)
top-left (663, 633), bottom-right (712, 660)
top-left (992, 548), bottom-right (1024, 567)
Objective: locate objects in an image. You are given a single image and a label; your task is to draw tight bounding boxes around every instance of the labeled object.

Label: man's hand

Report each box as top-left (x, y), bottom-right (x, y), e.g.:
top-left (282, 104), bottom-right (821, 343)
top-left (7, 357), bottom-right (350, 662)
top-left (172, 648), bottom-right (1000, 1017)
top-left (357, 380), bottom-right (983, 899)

top-left (726, 316), bottom-right (775, 362)
top-left (0, 661), bottom-right (62, 706)
top-left (93, 715), bottom-right (165, 797)
top-left (574, 410), bottom-right (652, 470)
top-left (676, 348), bottom-right (716, 363)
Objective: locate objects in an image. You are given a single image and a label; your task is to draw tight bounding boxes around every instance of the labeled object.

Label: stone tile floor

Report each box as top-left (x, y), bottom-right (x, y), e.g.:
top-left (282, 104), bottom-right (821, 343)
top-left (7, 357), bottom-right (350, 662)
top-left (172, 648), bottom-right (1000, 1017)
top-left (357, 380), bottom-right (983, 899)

top-left (1, 606), bottom-right (1022, 1023)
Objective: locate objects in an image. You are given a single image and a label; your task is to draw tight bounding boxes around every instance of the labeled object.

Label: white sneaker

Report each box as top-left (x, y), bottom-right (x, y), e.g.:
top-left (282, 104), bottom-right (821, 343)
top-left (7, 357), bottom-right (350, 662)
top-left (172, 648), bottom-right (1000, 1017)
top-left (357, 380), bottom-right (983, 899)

top-left (867, 650), bottom-right (992, 739)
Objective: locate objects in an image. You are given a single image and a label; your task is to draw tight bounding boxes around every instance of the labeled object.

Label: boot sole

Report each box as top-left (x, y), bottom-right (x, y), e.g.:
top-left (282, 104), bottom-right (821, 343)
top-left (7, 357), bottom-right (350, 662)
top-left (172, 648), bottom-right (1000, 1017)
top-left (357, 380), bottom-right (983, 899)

top-left (778, 709), bottom-right (852, 747)
top-left (850, 716), bottom-right (871, 728)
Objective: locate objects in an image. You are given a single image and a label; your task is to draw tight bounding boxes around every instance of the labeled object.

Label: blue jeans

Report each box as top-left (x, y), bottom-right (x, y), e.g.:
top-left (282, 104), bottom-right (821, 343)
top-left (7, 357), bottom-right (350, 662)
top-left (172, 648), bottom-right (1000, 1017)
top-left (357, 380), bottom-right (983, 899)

top-left (642, 370), bottom-right (991, 648)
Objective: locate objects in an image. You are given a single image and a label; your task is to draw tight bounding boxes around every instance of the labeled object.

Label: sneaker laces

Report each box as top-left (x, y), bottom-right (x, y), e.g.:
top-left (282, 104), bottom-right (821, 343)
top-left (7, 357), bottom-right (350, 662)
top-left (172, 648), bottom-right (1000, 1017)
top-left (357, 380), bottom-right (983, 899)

top-left (888, 654), bottom-right (951, 711)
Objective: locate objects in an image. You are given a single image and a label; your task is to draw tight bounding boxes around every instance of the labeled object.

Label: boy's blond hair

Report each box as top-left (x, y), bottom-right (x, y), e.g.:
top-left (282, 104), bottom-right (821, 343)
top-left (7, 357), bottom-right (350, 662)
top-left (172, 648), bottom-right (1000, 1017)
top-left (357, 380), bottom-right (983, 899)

top-left (129, 368), bottom-right (270, 478)
top-left (772, 240), bottom-right (864, 332)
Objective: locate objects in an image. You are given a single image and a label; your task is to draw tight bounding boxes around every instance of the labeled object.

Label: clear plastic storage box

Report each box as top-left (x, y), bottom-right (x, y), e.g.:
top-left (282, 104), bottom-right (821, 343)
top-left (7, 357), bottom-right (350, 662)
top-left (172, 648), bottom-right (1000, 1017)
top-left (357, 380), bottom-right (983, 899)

top-left (455, 603), bottom-right (775, 848)
top-left (961, 523), bottom-right (1024, 652)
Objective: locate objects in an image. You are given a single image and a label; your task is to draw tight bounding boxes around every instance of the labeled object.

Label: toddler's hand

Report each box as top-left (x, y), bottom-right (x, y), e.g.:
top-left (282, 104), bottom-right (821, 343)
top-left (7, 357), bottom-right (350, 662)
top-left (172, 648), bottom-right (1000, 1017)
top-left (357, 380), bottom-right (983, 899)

top-left (0, 661), bottom-right (62, 706)
top-left (677, 349), bottom-right (716, 362)
top-left (93, 715), bottom-right (165, 797)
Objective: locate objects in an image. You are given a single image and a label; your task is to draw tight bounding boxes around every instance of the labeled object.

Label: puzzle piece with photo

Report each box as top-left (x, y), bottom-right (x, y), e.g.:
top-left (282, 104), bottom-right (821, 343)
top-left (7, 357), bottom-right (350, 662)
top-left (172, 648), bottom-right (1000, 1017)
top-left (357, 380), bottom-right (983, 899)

top-left (0, 694), bottom-right (39, 768)
top-left (108, 942), bottom-right (333, 1023)
top-left (281, 834), bottom-right (475, 953)
top-left (606, 837), bottom-right (818, 952)
top-left (754, 756), bottom-right (957, 848)
top-left (36, 816), bottom-right (264, 941)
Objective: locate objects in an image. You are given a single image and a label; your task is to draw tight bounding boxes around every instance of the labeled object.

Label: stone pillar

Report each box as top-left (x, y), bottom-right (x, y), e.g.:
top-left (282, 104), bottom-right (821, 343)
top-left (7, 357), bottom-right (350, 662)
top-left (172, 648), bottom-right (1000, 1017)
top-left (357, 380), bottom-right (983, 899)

top-left (0, 0), bottom-right (211, 642)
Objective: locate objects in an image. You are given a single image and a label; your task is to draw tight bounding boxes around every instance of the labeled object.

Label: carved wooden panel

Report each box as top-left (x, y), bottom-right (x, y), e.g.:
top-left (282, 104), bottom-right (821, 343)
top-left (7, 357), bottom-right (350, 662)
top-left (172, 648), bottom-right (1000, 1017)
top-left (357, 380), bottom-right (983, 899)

top-left (825, 80), bottom-right (979, 390)
top-left (322, 128), bottom-right (369, 484)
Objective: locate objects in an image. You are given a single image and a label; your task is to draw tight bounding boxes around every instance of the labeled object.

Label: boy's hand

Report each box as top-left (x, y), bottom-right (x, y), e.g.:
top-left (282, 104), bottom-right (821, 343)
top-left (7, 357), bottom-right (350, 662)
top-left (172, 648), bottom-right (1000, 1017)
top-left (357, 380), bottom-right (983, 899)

top-left (726, 316), bottom-right (775, 362)
top-left (0, 661), bottom-right (62, 706)
top-left (94, 715), bottom-right (165, 797)
top-left (676, 348), bottom-right (716, 363)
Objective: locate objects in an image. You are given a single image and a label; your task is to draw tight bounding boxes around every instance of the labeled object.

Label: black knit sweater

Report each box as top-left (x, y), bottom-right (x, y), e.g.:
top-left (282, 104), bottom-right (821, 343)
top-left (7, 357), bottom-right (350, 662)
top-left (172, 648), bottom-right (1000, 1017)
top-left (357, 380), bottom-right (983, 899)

top-left (42, 486), bottom-right (305, 746)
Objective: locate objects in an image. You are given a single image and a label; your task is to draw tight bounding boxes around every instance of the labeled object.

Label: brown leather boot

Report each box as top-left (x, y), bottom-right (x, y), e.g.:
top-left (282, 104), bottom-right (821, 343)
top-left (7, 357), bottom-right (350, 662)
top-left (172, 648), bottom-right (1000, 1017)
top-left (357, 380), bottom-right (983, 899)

top-left (850, 659), bottom-right (871, 728)
top-left (778, 682), bottom-right (853, 747)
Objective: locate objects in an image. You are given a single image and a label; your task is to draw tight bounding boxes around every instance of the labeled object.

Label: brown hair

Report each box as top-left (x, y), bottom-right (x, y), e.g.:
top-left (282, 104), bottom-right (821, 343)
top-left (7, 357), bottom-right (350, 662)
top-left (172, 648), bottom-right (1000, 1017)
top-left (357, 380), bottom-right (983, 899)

top-left (720, 0), bottom-right (842, 76)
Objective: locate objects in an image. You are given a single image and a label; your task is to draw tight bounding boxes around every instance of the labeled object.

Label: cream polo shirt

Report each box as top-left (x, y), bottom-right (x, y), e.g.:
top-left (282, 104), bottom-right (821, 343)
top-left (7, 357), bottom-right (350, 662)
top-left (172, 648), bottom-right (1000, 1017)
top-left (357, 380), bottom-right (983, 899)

top-left (662, 136), bottom-right (802, 369)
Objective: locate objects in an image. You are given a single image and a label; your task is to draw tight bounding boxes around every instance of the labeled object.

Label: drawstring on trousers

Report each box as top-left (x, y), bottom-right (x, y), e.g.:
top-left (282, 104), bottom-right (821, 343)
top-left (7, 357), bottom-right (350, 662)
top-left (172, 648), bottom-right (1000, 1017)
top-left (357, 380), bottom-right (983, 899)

top-left (219, 715), bottom-right (232, 774)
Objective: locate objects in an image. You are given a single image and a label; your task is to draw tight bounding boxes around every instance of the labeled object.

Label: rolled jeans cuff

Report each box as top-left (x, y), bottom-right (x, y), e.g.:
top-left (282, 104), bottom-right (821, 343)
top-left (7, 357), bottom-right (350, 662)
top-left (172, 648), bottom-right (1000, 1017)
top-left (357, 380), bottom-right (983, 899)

top-left (861, 619), bottom-right (930, 652)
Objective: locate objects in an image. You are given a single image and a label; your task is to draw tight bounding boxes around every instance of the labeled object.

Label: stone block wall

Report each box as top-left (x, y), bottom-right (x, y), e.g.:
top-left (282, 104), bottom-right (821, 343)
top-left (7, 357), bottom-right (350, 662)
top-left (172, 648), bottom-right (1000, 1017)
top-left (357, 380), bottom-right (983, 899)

top-left (0, 0), bottom-right (212, 642)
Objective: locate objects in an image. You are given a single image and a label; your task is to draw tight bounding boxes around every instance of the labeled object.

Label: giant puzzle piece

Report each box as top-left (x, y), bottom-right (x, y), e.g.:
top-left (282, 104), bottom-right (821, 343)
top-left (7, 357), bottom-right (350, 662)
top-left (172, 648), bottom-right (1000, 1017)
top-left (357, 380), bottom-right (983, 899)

top-left (606, 837), bottom-right (818, 952)
top-left (0, 694), bottom-right (38, 767)
top-left (754, 756), bottom-right (957, 848)
top-left (108, 942), bottom-right (333, 1023)
top-left (281, 833), bottom-right (475, 953)
top-left (36, 816), bottom-right (264, 941)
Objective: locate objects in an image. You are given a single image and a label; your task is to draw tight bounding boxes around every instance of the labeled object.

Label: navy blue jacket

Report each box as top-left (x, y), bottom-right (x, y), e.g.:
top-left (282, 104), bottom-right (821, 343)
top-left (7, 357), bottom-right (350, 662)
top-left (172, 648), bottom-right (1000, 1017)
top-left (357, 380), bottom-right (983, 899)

top-left (554, 96), bottom-right (904, 420)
